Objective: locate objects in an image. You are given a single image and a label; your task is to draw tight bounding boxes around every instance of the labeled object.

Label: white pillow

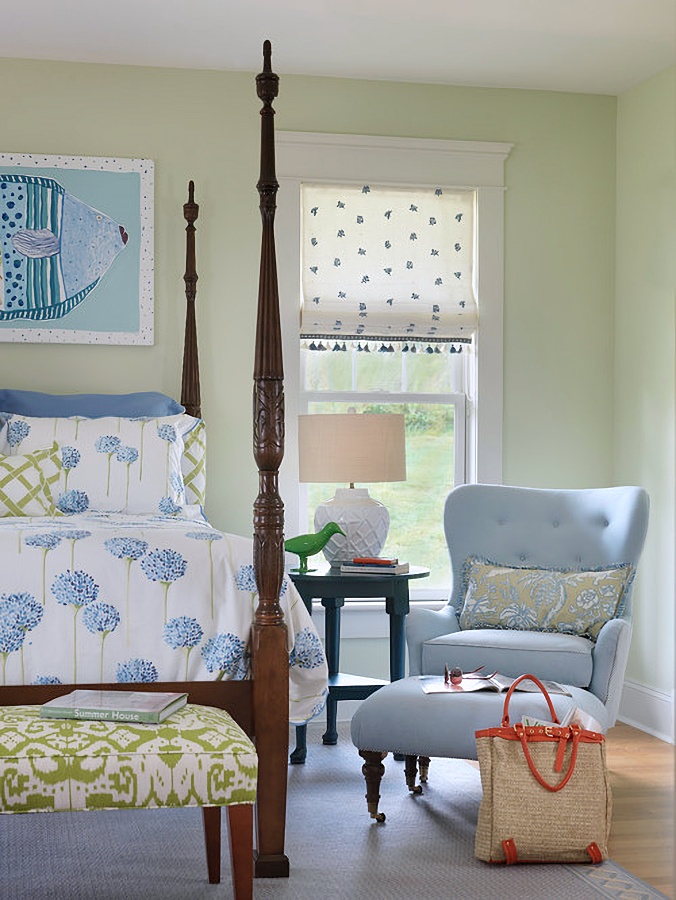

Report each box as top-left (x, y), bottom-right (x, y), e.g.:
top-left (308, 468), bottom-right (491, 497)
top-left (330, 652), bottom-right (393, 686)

top-left (0, 415), bottom-right (189, 515)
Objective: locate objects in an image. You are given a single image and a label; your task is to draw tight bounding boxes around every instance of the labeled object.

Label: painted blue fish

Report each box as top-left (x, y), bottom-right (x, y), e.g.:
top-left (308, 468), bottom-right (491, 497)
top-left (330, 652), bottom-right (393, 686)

top-left (0, 174), bottom-right (128, 321)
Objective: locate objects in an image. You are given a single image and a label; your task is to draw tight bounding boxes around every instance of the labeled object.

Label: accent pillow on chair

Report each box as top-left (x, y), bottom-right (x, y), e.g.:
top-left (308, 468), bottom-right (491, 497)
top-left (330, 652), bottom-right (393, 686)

top-left (459, 557), bottom-right (634, 640)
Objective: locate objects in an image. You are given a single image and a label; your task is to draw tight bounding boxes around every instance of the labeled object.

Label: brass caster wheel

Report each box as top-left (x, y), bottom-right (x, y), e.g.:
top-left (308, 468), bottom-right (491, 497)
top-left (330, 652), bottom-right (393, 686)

top-left (372, 812), bottom-right (386, 823)
top-left (408, 784), bottom-right (423, 795)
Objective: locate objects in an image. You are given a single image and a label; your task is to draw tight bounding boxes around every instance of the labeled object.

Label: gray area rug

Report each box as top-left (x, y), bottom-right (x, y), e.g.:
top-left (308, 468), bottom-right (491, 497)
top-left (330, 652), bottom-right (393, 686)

top-left (0, 722), bottom-right (668, 899)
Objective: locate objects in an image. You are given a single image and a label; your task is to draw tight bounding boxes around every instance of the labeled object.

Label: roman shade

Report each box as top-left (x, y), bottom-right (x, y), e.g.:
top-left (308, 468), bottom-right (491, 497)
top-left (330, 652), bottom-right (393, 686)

top-left (301, 183), bottom-right (477, 351)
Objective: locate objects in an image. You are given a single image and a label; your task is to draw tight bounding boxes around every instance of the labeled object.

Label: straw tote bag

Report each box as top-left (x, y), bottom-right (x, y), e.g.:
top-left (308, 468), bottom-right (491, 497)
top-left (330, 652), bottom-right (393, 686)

top-left (474, 674), bottom-right (612, 864)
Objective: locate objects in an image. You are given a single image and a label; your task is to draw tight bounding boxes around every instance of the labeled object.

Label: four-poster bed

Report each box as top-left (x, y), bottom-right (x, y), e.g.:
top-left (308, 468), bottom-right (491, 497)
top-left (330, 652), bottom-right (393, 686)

top-left (0, 42), bottom-right (317, 878)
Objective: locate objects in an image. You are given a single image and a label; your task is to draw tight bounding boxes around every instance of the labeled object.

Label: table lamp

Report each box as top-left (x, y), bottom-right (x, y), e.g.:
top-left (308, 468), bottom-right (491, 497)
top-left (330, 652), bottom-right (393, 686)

top-left (298, 412), bottom-right (406, 565)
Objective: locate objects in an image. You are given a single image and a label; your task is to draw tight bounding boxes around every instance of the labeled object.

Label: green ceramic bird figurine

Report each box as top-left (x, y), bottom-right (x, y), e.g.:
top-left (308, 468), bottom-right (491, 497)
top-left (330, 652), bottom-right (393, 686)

top-left (285, 522), bottom-right (346, 574)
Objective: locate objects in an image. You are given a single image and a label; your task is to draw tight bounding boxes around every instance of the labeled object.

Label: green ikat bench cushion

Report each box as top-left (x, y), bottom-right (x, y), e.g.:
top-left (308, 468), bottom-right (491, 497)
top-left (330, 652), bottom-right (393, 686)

top-left (0, 703), bottom-right (257, 814)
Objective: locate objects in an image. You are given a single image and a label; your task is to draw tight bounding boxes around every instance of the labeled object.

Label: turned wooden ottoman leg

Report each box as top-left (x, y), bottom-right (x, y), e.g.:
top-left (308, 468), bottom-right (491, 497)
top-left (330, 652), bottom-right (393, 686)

top-left (419, 756), bottom-right (431, 783)
top-left (404, 755), bottom-right (423, 795)
top-left (359, 749), bottom-right (387, 823)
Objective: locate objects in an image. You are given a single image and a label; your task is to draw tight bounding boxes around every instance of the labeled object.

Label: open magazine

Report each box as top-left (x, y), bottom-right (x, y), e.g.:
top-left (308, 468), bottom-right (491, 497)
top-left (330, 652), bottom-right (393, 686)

top-left (420, 673), bottom-right (572, 696)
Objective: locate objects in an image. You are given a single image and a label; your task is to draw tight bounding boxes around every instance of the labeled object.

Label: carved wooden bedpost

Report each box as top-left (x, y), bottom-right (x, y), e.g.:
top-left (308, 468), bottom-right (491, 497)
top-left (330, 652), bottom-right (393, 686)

top-left (251, 40), bottom-right (290, 878)
top-left (181, 181), bottom-right (201, 418)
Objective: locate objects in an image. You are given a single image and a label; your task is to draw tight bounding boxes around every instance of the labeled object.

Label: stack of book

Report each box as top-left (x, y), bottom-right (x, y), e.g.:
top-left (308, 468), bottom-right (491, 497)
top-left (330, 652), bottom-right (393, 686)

top-left (339, 557), bottom-right (410, 575)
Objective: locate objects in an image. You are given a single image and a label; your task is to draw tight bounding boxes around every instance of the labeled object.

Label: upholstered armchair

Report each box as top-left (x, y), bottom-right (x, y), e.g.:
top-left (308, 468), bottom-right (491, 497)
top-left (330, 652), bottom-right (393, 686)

top-left (406, 484), bottom-right (650, 731)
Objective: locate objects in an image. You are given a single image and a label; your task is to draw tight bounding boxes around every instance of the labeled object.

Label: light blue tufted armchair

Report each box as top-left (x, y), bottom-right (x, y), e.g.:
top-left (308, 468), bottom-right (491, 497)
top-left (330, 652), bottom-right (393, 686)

top-left (405, 484), bottom-right (650, 731)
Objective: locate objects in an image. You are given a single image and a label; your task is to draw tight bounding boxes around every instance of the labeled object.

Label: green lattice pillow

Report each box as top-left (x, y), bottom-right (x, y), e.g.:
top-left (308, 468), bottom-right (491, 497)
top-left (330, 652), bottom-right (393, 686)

top-left (0, 444), bottom-right (61, 517)
top-left (182, 419), bottom-right (206, 506)
top-left (459, 556), bottom-right (634, 641)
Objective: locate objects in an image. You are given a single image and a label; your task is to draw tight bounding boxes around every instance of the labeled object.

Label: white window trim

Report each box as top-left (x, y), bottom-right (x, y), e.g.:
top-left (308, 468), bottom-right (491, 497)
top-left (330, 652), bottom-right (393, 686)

top-left (276, 131), bottom-right (511, 541)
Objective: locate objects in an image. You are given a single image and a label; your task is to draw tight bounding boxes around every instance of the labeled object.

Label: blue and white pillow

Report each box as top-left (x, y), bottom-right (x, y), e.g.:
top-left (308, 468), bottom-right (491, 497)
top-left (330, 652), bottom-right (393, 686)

top-left (0, 415), bottom-right (190, 516)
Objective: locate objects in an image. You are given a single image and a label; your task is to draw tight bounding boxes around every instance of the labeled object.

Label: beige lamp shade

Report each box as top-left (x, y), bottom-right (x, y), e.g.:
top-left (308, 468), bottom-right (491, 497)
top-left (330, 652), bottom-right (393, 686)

top-left (298, 413), bottom-right (406, 485)
top-left (298, 413), bottom-right (406, 564)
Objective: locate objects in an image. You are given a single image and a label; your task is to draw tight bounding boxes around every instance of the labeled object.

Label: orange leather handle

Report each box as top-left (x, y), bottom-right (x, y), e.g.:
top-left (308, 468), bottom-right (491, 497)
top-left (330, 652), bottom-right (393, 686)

top-left (501, 673), bottom-right (559, 727)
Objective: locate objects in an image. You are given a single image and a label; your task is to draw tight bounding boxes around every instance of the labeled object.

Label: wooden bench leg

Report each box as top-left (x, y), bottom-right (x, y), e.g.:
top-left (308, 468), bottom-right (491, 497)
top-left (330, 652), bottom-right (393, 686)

top-left (202, 806), bottom-right (221, 884)
top-left (203, 805), bottom-right (253, 898)
top-left (226, 804), bottom-right (254, 900)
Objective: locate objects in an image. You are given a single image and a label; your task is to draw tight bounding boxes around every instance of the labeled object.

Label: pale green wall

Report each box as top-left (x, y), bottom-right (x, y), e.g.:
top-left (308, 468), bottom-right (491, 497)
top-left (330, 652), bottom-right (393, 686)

top-left (615, 66), bottom-right (676, 699)
top-left (8, 57), bottom-right (668, 705)
top-left (0, 58), bottom-right (617, 540)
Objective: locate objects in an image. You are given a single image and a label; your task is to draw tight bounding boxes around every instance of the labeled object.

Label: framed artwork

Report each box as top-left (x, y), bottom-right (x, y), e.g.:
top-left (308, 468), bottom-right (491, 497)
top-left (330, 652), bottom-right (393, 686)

top-left (0, 153), bottom-right (153, 345)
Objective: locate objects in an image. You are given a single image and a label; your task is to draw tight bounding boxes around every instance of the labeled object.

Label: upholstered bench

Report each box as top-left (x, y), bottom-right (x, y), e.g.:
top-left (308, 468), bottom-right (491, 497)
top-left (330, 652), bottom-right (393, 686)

top-left (350, 676), bottom-right (606, 822)
top-left (0, 703), bottom-right (257, 899)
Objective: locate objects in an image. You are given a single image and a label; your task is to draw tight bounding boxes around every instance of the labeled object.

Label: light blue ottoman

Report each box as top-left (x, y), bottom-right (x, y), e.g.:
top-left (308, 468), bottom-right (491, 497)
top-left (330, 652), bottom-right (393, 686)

top-left (350, 676), bottom-right (607, 821)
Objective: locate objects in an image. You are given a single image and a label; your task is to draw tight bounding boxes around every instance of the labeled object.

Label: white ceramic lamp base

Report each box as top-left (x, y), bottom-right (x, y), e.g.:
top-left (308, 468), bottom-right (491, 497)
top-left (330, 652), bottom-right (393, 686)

top-left (314, 488), bottom-right (390, 565)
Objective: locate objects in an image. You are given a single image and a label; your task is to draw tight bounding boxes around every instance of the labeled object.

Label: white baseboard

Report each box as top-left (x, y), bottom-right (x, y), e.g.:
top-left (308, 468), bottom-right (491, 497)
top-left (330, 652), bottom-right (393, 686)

top-left (618, 679), bottom-right (675, 744)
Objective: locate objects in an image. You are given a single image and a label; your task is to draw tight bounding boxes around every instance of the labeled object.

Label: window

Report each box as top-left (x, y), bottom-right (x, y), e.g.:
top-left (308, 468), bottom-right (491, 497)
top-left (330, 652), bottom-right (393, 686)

top-left (276, 133), bottom-right (511, 597)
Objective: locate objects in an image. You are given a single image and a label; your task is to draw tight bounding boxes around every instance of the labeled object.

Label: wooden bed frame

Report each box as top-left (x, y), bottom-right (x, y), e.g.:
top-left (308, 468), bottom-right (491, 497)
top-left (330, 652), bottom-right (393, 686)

top-left (2, 42), bottom-right (291, 879)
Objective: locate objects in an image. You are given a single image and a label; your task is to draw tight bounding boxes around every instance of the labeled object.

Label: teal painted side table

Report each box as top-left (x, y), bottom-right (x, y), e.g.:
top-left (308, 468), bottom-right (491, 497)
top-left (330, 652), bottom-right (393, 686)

top-left (289, 565), bottom-right (430, 763)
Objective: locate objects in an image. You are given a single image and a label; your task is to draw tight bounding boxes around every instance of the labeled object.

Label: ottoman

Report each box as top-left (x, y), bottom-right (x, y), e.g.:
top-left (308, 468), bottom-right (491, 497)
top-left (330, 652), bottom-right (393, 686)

top-left (350, 676), bottom-right (607, 822)
top-left (0, 703), bottom-right (258, 899)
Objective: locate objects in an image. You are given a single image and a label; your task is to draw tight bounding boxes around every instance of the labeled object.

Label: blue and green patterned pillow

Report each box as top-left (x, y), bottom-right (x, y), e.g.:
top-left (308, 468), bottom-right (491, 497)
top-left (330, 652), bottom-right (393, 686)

top-left (0, 415), bottom-right (188, 516)
top-left (459, 556), bottom-right (634, 641)
top-left (0, 444), bottom-right (61, 517)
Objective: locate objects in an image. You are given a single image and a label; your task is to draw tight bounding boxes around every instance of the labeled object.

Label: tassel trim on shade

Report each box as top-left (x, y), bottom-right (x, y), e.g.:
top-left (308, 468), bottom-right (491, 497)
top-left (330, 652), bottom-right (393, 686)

top-left (301, 335), bottom-right (471, 354)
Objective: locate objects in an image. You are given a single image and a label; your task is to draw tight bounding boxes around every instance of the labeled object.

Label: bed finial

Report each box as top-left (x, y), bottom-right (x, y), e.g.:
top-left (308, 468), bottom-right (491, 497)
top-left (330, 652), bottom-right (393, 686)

top-left (181, 180), bottom-right (201, 419)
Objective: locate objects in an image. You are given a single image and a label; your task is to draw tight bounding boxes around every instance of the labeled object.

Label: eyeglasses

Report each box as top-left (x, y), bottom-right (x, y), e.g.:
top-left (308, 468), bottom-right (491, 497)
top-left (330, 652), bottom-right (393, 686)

top-left (443, 664), bottom-right (487, 685)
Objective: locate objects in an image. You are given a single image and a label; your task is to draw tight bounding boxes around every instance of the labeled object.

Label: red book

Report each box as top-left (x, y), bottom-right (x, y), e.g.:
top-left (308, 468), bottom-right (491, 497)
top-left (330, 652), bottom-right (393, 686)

top-left (351, 557), bottom-right (399, 566)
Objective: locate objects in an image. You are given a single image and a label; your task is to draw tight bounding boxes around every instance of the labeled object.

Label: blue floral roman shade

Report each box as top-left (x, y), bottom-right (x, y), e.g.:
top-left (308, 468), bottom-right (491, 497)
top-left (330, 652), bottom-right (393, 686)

top-left (301, 183), bottom-right (477, 351)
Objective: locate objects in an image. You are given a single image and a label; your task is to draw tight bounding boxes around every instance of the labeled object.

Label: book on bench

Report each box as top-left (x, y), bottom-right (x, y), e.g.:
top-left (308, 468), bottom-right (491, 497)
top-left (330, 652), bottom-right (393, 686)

top-left (40, 689), bottom-right (189, 724)
top-left (420, 673), bottom-right (571, 696)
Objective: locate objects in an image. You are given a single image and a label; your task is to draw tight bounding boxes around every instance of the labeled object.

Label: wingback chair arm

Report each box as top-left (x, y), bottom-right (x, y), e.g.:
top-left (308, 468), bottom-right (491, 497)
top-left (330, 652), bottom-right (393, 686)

top-left (405, 605), bottom-right (460, 676)
top-left (589, 617), bottom-right (632, 726)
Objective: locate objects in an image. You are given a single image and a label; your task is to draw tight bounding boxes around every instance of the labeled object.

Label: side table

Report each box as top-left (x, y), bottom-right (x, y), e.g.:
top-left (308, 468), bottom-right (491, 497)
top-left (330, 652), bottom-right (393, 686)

top-left (288, 565), bottom-right (430, 764)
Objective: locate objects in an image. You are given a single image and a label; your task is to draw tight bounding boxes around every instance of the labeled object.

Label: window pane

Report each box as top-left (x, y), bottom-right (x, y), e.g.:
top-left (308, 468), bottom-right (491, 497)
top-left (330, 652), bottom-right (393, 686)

top-left (354, 351), bottom-right (402, 392)
top-left (406, 351), bottom-right (453, 392)
top-left (306, 401), bottom-right (455, 588)
top-left (304, 348), bottom-right (352, 391)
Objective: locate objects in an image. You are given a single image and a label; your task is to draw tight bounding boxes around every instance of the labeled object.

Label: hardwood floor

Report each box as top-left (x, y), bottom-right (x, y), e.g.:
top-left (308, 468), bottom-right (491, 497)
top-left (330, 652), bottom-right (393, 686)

top-left (605, 722), bottom-right (674, 898)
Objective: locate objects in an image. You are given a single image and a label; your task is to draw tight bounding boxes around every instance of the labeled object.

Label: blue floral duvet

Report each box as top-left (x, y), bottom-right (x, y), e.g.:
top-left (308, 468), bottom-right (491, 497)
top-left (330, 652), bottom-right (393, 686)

top-left (0, 512), bottom-right (328, 724)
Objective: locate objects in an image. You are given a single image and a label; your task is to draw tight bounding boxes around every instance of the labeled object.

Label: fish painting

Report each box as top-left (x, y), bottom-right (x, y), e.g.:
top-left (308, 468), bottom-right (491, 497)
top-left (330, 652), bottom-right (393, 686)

top-left (0, 174), bottom-right (128, 321)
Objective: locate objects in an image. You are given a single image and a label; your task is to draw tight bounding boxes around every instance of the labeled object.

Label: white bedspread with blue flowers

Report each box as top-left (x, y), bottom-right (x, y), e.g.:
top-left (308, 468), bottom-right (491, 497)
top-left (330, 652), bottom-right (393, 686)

top-left (0, 512), bottom-right (328, 725)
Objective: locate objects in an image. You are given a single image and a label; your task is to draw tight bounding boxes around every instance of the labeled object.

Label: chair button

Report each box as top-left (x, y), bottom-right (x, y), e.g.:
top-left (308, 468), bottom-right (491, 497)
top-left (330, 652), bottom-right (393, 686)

top-left (552, 520), bottom-right (559, 528)
top-left (519, 553), bottom-right (527, 561)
